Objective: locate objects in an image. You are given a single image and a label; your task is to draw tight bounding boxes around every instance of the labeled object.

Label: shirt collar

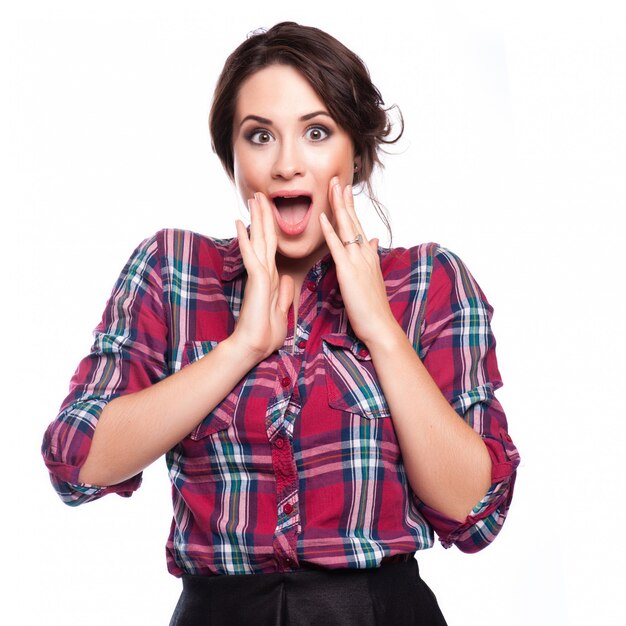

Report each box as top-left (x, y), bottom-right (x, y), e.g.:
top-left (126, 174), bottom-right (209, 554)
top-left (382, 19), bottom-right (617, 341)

top-left (219, 235), bottom-right (336, 285)
top-left (220, 236), bottom-right (245, 282)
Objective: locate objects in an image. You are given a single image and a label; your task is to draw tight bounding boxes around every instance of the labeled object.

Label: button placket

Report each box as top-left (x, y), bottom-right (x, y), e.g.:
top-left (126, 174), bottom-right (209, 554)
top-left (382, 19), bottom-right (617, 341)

top-left (266, 356), bottom-right (301, 570)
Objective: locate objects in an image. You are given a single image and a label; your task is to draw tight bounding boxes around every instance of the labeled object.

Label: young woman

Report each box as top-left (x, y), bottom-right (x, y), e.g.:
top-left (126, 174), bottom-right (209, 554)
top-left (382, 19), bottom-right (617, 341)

top-left (42, 22), bottom-right (520, 625)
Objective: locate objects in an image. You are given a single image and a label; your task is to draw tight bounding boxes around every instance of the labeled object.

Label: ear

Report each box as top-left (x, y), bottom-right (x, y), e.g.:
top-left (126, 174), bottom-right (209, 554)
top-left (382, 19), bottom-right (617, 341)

top-left (353, 154), bottom-right (363, 183)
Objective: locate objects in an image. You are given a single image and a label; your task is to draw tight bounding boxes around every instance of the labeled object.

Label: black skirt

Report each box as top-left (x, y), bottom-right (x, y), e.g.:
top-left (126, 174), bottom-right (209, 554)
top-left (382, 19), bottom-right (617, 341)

top-left (169, 557), bottom-right (448, 626)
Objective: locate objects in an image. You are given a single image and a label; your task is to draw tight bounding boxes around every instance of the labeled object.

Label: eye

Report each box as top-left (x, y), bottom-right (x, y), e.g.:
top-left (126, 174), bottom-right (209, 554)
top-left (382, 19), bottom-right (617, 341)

top-left (305, 125), bottom-right (330, 142)
top-left (248, 129), bottom-right (274, 145)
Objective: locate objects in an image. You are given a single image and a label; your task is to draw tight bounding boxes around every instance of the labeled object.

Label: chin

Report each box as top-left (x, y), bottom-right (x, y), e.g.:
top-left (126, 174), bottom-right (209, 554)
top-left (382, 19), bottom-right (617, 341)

top-left (276, 238), bottom-right (327, 264)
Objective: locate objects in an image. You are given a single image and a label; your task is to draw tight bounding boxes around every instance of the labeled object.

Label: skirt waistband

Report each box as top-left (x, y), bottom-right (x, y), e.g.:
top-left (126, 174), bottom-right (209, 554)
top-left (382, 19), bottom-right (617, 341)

top-left (170, 557), bottom-right (448, 626)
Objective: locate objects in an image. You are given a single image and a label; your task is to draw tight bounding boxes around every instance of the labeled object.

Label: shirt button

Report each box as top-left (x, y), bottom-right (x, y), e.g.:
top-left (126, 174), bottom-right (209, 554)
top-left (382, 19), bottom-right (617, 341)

top-left (281, 376), bottom-right (291, 388)
top-left (306, 281), bottom-right (316, 292)
top-left (274, 437), bottom-right (285, 449)
top-left (283, 503), bottom-right (293, 515)
top-left (298, 339), bottom-right (307, 349)
top-left (358, 347), bottom-right (369, 358)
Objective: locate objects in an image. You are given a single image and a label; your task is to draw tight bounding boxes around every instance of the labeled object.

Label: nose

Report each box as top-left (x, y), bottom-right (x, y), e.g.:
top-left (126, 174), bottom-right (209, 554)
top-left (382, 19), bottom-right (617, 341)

top-left (271, 138), bottom-right (304, 180)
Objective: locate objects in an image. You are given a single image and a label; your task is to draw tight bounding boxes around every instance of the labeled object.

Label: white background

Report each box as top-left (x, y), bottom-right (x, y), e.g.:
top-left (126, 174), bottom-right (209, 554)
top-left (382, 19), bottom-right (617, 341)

top-left (2, 1), bottom-right (624, 624)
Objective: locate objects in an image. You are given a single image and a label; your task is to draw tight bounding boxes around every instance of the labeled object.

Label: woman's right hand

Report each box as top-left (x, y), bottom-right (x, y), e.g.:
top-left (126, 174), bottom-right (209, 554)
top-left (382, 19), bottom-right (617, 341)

top-left (231, 192), bottom-right (294, 361)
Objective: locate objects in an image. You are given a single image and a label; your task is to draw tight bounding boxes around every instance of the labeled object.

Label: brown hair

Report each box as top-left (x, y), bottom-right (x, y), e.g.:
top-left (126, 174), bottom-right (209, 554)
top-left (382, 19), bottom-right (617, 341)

top-left (209, 21), bottom-right (403, 244)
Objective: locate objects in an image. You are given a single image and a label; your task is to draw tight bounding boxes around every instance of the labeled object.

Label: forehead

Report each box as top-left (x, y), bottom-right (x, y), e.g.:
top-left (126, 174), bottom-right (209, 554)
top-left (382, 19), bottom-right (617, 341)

top-left (234, 64), bottom-right (327, 121)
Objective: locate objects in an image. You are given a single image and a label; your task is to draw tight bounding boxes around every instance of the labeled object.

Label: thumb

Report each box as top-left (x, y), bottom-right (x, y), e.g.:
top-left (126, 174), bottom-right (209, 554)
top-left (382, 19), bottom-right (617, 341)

top-left (277, 274), bottom-right (295, 317)
top-left (369, 237), bottom-right (379, 253)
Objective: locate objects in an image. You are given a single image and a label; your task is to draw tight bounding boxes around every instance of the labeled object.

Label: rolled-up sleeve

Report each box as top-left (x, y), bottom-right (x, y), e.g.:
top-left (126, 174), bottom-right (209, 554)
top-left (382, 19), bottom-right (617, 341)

top-left (416, 246), bottom-right (520, 552)
top-left (42, 233), bottom-right (169, 505)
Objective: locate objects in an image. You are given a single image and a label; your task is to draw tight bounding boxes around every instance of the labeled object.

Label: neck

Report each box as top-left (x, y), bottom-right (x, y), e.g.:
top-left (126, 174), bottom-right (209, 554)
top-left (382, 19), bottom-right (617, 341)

top-left (275, 248), bottom-right (329, 286)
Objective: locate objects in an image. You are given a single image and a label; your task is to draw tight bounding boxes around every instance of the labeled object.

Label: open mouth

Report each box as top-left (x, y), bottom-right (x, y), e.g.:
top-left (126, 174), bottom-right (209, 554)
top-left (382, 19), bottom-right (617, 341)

top-left (272, 195), bottom-right (312, 225)
top-left (270, 193), bottom-right (313, 236)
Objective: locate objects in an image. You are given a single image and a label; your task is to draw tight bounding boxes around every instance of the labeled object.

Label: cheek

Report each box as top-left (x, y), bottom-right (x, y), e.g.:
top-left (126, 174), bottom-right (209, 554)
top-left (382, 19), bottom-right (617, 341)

top-left (311, 147), bottom-right (353, 181)
top-left (234, 145), bottom-right (272, 188)
top-left (232, 145), bottom-right (245, 179)
top-left (233, 171), bottom-right (247, 203)
top-left (331, 142), bottom-right (356, 178)
top-left (233, 150), bottom-right (255, 198)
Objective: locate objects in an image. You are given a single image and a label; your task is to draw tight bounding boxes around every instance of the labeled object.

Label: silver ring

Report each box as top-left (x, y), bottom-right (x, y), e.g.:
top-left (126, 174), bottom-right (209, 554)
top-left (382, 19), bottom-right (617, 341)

top-left (343, 234), bottom-right (363, 246)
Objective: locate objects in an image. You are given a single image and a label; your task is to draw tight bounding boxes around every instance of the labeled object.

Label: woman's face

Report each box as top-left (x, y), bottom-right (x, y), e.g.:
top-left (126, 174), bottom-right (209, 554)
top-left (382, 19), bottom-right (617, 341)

top-left (232, 64), bottom-right (357, 276)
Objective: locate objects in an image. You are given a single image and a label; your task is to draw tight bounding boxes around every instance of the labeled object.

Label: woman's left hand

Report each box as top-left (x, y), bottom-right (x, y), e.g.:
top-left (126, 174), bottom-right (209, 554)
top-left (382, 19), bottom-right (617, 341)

top-left (319, 177), bottom-right (399, 347)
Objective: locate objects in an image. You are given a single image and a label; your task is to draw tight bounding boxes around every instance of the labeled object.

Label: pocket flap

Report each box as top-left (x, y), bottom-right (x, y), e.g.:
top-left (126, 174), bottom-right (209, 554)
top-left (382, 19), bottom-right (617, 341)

top-left (322, 333), bottom-right (371, 361)
top-left (321, 333), bottom-right (390, 419)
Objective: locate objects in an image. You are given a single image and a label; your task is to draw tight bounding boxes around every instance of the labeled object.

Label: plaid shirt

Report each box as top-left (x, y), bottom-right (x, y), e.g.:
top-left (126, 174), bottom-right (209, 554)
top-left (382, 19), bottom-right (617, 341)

top-left (42, 229), bottom-right (520, 576)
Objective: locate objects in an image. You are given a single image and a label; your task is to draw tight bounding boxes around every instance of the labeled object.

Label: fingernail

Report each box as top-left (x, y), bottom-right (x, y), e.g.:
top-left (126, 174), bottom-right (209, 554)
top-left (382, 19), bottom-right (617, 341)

top-left (346, 184), bottom-right (352, 194)
top-left (332, 176), bottom-right (339, 187)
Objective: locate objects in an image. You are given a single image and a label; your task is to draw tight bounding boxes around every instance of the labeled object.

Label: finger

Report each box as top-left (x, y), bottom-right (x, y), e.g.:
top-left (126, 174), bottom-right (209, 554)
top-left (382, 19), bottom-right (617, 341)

top-left (248, 195), bottom-right (267, 261)
top-left (319, 212), bottom-right (348, 263)
top-left (343, 184), bottom-right (367, 239)
top-left (340, 183), bottom-right (377, 261)
top-left (235, 219), bottom-right (257, 269)
top-left (277, 273), bottom-right (295, 317)
top-left (247, 197), bottom-right (258, 246)
top-left (329, 178), bottom-right (359, 246)
top-left (256, 192), bottom-right (278, 268)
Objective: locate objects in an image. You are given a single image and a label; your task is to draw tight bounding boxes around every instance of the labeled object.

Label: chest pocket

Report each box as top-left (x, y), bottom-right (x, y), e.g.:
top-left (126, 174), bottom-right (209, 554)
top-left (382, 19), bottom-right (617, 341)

top-left (181, 340), bottom-right (236, 439)
top-left (321, 333), bottom-right (391, 419)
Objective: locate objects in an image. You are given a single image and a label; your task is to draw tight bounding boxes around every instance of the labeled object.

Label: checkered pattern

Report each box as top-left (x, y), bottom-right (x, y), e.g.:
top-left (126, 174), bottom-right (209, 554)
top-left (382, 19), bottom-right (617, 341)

top-left (42, 229), bottom-right (520, 576)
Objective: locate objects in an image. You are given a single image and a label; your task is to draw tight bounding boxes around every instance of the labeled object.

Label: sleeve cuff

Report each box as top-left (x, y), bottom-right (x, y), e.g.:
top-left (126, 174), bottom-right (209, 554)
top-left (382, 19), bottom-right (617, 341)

top-left (44, 457), bottom-right (143, 506)
top-left (417, 478), bottom-right (511, 550)
top-left (69, 474), bottom-right (143, 499)
top-left (42, 397), bottom-right (143, 505)
top-left (416, 434), bottom-right (519, 551)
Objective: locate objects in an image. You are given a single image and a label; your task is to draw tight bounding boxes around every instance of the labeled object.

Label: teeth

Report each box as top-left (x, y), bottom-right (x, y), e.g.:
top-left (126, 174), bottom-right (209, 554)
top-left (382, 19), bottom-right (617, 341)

top-left (274, 195), bottom-right (311, 202)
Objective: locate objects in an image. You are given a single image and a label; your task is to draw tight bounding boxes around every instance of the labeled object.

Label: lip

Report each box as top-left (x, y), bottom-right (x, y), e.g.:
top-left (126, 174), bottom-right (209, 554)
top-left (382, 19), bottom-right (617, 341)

top-left (269, 190), bottom-right (314, 236)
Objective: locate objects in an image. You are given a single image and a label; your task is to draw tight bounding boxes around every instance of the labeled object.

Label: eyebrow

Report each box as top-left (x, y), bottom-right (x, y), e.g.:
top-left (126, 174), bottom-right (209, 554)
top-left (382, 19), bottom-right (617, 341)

top-left (238, 110), bottom-right (332, 128)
